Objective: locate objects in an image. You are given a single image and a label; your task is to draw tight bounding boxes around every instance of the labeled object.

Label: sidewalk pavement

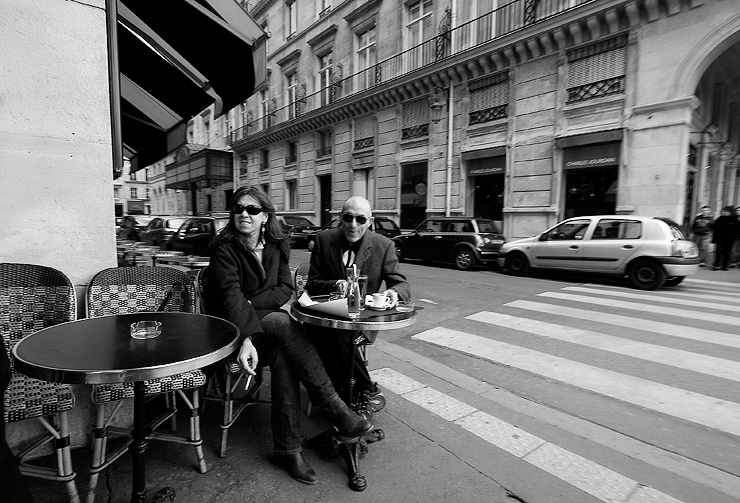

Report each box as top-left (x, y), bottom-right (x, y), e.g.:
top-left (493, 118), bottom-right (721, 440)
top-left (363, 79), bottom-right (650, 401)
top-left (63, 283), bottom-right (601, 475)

top-left (26, 349), bottom-right (511, 503)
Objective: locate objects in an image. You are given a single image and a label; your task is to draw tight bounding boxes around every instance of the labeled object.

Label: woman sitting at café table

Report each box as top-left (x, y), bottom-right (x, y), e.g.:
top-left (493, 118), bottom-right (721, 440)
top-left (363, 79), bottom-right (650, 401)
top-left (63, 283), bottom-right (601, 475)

top-left (205, 186), bottom-right (372, 485)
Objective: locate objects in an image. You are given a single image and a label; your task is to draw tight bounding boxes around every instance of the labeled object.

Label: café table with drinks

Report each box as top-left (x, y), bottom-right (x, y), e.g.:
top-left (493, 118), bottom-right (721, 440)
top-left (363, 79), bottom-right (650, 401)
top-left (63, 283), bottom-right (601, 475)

top-left (290, 264), bottom-right (416, 491)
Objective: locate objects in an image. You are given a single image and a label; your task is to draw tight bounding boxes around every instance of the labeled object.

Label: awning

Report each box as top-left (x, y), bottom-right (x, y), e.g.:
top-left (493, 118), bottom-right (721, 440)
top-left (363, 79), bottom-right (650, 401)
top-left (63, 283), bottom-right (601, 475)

top-left (109, 0), bottom-right (267, 175)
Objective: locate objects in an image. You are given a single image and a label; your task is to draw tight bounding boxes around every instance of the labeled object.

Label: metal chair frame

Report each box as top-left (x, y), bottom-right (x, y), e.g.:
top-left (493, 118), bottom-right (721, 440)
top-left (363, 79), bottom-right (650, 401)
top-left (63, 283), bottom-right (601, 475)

top-left (1, 263), bottom-right (80, 502)
top-left (196, 266), bottom-right (269, 458)
top-left (84, 266), bottom-right (207, 503)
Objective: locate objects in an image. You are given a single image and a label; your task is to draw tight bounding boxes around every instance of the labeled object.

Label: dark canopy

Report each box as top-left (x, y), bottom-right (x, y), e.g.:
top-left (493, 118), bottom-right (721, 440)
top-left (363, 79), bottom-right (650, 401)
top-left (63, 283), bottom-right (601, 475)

top-left (111, 0), bottom-right (265, 174)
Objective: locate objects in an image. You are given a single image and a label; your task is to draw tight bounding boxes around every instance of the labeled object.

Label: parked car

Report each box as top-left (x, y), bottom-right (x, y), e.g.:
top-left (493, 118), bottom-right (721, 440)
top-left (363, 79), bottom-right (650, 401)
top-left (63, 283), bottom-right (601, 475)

top-left (139, 216), bottom-right (189, 247)
top-left (164, 216), bottom-right (229, 256)
top-left (279, 215), bottom-right (321, 248)
top-left (305, 216), bottom-right (402, 251)
top-left (392, 217), bottom-right (505, 271)
top-left (497, 215), bottom-right (699, 290)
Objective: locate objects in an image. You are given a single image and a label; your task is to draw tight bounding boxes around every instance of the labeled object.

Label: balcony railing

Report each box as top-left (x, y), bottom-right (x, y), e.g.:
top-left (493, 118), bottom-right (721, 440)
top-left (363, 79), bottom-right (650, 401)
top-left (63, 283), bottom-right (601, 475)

top-left (230, 0), bottom-right (594, 143)
top-left (316, 146), bottom-right (332, 157)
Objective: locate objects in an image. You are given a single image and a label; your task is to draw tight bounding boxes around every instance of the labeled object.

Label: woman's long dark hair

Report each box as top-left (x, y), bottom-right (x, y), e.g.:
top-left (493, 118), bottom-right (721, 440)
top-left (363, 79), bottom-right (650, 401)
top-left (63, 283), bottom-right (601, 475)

top-left (209, 186), bottom-right (289, 254)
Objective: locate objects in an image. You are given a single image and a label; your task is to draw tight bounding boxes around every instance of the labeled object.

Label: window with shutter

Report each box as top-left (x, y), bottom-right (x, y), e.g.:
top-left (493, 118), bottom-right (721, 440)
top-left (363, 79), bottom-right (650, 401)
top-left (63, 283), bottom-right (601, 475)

top-left (567, 35), bottom-right (627, 104)
top-left (468, 72), bottom-right (508, 125)
top-left (402, 99), bottom-right (430, 140)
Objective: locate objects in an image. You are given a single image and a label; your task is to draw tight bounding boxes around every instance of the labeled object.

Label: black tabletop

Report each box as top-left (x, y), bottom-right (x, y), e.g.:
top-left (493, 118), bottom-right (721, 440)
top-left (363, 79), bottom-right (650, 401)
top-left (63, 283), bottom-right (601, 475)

top-left (13, 312), bottom-right (240, 385)
top-left (290, 299), bottom-right (417, 331)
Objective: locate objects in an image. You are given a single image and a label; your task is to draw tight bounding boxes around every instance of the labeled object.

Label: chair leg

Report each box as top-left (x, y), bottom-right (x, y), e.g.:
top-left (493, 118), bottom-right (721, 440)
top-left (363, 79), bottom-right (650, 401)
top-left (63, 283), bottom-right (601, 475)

top-left (87, 401), bottom-right (130, 503)
top-left (219, 370), bottom-right (235, 458)
top-left (188, 389), bottom-right (207, 474)
top-left (57, 412), bottom-right (81, 503)
top-left (16, 413), bottom-right (81, 503)
top-left (165, 392), bottom-right (178, 431)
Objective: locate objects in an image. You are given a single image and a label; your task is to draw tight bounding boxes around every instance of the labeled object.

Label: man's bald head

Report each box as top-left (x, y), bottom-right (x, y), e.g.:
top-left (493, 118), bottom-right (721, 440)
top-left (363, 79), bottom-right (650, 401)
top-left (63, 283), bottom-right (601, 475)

top-left (341, 196), bottom-right (373, 242)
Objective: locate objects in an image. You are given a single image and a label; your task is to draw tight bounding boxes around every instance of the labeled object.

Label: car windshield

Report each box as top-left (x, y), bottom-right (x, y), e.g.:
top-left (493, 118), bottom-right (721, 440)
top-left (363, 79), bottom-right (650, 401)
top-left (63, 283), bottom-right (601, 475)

top-left (165, 218), bottom-right (188, 229)
top-left (475, 219), bottom-right (501, 233)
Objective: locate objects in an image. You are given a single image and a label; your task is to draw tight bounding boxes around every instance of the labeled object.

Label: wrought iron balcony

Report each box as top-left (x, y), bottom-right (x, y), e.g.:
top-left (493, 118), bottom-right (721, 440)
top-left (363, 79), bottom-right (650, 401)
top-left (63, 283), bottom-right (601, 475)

top-left (230, 0), bottom-right (595, 144)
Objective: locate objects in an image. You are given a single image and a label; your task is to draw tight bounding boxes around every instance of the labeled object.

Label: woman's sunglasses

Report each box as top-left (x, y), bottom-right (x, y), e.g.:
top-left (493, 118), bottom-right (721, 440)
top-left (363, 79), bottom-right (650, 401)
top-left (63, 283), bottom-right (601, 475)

top-left (342, 213), bottom-right (368, 225)
top-left (234, 204), bottom-right (263, 215)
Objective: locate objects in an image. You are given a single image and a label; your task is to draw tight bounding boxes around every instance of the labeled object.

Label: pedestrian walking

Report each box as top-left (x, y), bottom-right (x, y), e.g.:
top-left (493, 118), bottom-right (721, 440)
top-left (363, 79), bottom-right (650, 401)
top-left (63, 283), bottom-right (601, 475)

top-left (691, 205), bottom-right (712, 266)
top-left (731, 206), bottom-right (740, 268)
top-left (710, 205), bottom-right (737, 271)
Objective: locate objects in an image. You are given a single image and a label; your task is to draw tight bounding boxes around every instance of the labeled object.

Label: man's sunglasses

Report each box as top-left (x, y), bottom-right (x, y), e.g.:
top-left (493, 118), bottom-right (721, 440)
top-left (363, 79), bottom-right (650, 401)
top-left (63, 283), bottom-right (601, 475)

top-left (342, 213), bottom-right (369, 225)
top-left (234, 204), bottom-right (263, 215)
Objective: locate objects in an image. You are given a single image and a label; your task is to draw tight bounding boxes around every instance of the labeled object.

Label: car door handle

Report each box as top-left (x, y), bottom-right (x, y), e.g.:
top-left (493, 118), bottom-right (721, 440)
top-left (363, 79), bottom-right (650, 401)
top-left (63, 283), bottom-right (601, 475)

top-left (434, 236), bottom-right (442, 239)
top-left (622, 245), bottom-right (633, 249)
top-left (569, 245), bottom-right (579, 249)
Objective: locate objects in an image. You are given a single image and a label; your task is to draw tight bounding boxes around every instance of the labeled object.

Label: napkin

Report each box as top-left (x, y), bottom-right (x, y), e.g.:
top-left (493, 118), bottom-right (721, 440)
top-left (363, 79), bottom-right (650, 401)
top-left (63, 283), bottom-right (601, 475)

top-left (298, 291), bottom-right (350, 318)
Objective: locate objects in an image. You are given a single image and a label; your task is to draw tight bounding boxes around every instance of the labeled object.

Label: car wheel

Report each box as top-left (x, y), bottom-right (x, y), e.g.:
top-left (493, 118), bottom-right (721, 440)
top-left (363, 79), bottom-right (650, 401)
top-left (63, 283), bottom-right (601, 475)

top-left (395, 244), bottom-right (405, 262)
top-left (505, 252), bottom-right (530, 276)
top-left (628, 260), bottom-right (666, 290)
top-left (454, 248), bottom-right (476, 271)
top-left (663, 276), bottom-right (684, 287)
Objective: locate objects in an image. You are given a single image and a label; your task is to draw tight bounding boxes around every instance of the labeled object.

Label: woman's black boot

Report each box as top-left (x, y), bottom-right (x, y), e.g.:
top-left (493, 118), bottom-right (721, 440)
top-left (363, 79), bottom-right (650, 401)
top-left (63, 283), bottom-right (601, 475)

top-left (322, 393), bottom-right (373, 442)
top-left (276, 452), bottom-right (318, 485)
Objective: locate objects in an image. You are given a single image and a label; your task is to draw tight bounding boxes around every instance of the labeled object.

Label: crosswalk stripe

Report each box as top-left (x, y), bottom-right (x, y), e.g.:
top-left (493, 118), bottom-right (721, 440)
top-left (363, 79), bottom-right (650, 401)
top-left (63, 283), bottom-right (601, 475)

top-left (413, 327), bottom-right (740, 437)
top-left (562, 286), bottom-right (740, 310)
top-left (370, 367), bottom-right (686, 503)
top-left (466, 311), bottom-right (740, 381)
top-left (539, 292), bottom-right (740, 326)
top-left (506, 300), bottom-right (740, 350)
top-left (373, 340), bottom-right (740, 500)
top-left (582, 282), bottom-right (740, 300)
top-left (685, 277), bottom-right (740, 288)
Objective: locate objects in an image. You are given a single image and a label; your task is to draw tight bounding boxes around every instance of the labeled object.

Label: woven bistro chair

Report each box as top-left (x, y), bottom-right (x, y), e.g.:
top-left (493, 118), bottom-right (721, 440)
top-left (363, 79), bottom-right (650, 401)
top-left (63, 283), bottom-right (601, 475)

top-left (293, 261), bottom-right (311, 300)
top-left (85, 266), bottom-right (207, 503)
top-left (0, 263), bottom-right (80, 502)
top-left (197, 266), bottom-right (269, 458)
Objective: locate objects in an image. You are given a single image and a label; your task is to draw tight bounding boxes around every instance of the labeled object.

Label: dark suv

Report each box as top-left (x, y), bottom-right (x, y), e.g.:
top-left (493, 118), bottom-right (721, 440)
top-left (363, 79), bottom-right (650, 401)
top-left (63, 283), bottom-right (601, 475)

top-left (164, 216), bottom-right (229, 256)
top-left (393, 217), bottom-right (505, 270)
top-left (305, 216), bottom-right (402, 251)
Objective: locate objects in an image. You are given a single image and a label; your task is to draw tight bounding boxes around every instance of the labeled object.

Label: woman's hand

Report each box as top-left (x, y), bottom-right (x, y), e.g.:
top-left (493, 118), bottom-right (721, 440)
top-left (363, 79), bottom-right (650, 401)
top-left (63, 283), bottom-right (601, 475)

top-left (238, 338), bottom-right (258, 375)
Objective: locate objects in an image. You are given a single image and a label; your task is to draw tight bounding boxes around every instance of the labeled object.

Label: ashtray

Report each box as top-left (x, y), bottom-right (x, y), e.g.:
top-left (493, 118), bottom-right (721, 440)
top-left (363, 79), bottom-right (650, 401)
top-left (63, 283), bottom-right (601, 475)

top-left (130, 320), bottom-right (162, 339)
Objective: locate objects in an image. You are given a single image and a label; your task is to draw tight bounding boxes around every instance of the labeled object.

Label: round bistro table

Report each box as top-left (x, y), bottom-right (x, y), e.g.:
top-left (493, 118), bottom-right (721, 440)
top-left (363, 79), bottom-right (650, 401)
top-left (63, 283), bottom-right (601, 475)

top-left (13, 312), bottom-right (240, 503)
top-left (290, 299), bottom-right (416, 492)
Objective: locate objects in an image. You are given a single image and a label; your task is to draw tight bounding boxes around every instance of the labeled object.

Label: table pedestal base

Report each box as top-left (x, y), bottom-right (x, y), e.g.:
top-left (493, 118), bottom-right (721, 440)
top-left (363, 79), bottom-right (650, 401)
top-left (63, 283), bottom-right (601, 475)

top-left (303, 428), bottom-right (384, 492)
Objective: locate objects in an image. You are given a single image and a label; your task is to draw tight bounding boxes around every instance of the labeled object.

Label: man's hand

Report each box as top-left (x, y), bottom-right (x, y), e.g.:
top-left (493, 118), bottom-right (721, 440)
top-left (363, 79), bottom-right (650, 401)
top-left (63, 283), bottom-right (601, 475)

top-left (237, 338), bottom-right (258, 375)
top-left (383, 288), bottom-right (398, 308)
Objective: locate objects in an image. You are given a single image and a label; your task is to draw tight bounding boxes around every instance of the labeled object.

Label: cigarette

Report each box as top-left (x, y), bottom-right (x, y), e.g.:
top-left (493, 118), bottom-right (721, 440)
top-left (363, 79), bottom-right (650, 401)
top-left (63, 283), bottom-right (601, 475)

top-left (244, 373), bottom-right (253, 391)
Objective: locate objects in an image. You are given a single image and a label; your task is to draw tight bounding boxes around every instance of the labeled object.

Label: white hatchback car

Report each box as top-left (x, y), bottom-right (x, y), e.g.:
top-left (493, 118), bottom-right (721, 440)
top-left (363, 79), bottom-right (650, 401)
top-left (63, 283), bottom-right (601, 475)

top-left (497, 215), bottom-right (699, 290)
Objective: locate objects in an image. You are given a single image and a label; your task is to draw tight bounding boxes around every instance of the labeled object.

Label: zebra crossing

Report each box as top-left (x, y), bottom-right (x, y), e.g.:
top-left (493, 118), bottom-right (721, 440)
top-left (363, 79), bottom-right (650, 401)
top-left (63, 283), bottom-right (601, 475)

top-left (370, 278), bottom-right (740, 503)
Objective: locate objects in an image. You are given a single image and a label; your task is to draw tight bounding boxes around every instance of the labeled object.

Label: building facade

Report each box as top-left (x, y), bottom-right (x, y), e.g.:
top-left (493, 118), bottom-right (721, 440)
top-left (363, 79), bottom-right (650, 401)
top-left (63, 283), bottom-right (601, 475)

top-left (154, 0), bottom-right (740, 238)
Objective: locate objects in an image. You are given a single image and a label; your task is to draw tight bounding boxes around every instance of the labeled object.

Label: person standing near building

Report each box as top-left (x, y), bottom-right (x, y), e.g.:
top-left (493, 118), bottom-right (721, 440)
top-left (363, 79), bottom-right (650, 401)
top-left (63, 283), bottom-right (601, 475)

top-left (710, 205), bottom-right (737, 271)
top-left (691, 205), bottom-right (713, 266)
top-left (731, 206), bottom-right (740, 268)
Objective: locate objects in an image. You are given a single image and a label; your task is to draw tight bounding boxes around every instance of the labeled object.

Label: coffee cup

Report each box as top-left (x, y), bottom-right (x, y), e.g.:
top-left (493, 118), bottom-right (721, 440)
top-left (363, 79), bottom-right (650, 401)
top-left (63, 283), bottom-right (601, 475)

top-left (371, 292), bottom-right (387, 306)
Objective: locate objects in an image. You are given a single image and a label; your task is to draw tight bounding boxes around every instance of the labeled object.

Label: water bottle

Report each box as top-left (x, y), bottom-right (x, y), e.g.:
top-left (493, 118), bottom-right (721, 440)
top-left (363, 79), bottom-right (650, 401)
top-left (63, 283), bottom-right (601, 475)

top-left (346, 265), bottom-right (361, 319)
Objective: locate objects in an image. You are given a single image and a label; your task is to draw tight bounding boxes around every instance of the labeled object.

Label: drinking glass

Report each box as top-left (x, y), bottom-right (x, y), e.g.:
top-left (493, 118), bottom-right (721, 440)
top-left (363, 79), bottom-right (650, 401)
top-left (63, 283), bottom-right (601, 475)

top-left (396, 297), bottom-right (415, 312)
top-left (357, 275), bottom-right (368, 309)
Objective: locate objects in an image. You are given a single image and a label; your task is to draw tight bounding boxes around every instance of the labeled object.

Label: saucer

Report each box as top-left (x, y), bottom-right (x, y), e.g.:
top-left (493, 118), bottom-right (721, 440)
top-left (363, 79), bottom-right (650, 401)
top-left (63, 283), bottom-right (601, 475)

top-left (365, 298), bottom-right (391, 311)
